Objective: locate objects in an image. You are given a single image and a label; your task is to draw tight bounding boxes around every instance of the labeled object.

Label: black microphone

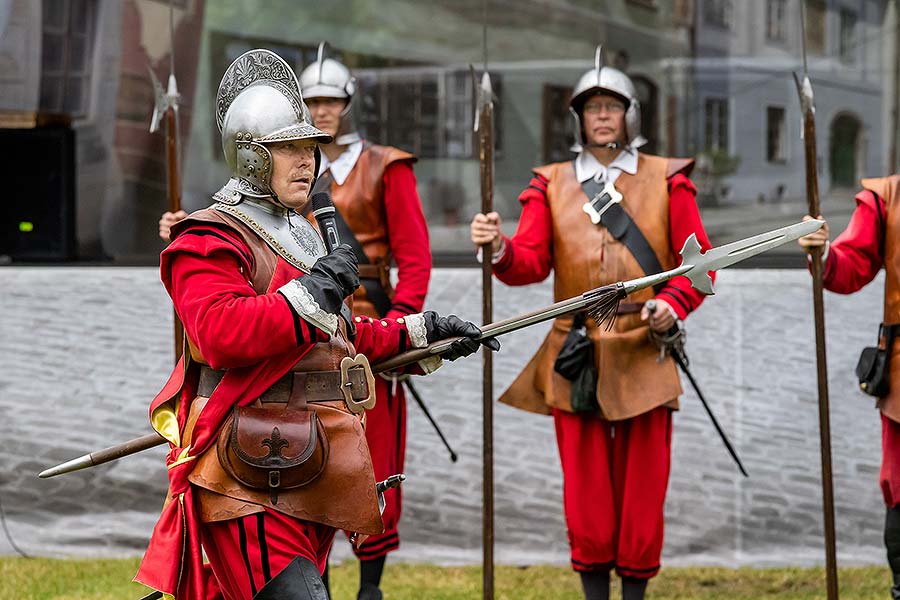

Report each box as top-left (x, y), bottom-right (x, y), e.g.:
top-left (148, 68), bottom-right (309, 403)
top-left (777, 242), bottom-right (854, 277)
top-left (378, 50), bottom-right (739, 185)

top-left (311, 192), bottom-right (341, 253)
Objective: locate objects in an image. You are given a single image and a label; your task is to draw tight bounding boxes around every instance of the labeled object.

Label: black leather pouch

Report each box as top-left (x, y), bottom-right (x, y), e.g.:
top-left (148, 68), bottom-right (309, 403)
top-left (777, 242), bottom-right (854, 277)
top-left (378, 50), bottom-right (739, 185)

top-left (554, 313), bottom-right (599, 413)
top-left (857, 323), bottom-right (900, 398)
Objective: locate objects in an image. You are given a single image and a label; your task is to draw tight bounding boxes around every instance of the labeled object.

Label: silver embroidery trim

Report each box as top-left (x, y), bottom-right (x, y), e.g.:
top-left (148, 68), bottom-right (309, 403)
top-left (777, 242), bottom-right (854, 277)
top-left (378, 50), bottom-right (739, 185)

top-left (278, 279), bottom-right (338, 337)
top-left (405, 313), bottom-right (428, 348)
top-left (214, 202), bottom-right (318, 273)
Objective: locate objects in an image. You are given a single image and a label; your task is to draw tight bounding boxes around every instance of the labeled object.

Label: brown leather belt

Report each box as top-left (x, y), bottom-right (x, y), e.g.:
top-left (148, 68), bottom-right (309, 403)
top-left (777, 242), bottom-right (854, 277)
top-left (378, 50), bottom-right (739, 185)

top-left (358, 264), bottom-right (388, 279)
top-left (617, 302), bottom-right (645, 315)
top-left (198, 365), bottom-right (370, 403)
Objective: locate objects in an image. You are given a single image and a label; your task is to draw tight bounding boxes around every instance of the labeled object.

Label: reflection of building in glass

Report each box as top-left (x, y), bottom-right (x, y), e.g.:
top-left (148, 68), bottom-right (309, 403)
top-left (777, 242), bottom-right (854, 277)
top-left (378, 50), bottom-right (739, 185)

top-left (1, 0), bottom-right (898, 261)
top-left (184, 0), bottom-right (696, 260)
top-left (689, 0), bottom-right (891, 206)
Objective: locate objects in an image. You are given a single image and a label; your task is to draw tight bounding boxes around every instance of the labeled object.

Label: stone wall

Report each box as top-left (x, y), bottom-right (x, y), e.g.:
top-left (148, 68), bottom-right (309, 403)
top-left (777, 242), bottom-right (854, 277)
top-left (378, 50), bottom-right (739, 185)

top-left (0, 267), bottom-right (887, 567)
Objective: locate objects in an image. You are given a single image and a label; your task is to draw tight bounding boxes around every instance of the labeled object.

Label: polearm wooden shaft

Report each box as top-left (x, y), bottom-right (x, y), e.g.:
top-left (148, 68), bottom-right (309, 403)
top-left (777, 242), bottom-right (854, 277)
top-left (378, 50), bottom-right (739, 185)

top-left (477, 72), bottom-right (495, 600)
top-left (796, 57), bottom-right (839, 597)
top-left (164, 104), bottom-right (185, 361)
top-left (804, 114), bottom-right (839, 600)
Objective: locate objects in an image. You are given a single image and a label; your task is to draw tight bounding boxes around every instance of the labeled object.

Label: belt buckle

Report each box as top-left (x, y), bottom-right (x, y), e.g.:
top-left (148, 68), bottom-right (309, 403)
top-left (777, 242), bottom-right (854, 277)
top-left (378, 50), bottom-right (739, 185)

top-left (340, 354), bottom-right (376, 414)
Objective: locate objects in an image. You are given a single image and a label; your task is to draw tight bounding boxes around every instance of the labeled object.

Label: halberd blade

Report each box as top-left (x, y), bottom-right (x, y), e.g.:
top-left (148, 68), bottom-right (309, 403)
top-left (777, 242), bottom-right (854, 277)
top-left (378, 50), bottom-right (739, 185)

top-left (680, 219), bottom-right (824, 295)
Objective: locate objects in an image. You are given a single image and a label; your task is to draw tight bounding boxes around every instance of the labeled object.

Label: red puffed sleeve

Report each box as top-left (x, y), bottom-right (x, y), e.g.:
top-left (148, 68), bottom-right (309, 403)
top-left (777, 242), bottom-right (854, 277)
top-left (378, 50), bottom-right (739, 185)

top-left (492, 173), bottom-right (554, 286)
top-left (821, 190), bottom-right (885, 294)
top-left (383, 160), bottom-right (431, 318)
top-left (161, 224), bottom-right (329, 370)
top-left (655, 173), bottom-right (715, 320)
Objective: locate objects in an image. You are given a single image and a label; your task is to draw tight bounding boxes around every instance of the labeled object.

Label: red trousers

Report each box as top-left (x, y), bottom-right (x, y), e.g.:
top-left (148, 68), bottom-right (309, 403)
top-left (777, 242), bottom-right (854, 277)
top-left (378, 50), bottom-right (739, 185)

top-left (344, 375), bottom-right (407, 560)
top-left (881, 413), bottom-right (900, 507)
top-left (201, 509), bottom-right (336, 600)
top-left (554, 406), bottom-right (673, 579)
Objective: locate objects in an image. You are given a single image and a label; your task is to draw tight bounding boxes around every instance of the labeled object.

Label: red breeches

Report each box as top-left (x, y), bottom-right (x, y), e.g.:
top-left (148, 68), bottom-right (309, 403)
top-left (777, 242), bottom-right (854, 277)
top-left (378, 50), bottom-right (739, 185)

top-left (201, 509), bottom-right (335, 600)
top-left (554, 406), bottom-right (673, 579)
top-left (881, 413), bottom-right (900, 507)
top-left (344, 375), bottom-right (407, 560)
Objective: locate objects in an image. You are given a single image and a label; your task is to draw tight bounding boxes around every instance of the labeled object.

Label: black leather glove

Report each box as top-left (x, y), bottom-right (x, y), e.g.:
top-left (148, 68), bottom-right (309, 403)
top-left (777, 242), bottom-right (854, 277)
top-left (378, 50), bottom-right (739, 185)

top-left (298, 245), bottom-right (360, 315)
top-left (423, 311), bottom-right (501, 361)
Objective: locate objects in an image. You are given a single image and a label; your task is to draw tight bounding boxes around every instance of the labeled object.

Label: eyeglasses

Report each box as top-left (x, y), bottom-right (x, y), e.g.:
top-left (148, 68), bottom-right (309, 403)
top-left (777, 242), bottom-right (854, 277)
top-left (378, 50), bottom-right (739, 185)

top-left (583, 101), bottom-right (626, 115)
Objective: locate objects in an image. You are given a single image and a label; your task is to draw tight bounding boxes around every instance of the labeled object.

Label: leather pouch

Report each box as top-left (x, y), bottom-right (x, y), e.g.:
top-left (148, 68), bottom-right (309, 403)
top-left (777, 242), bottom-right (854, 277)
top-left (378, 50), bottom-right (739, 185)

top-left (857, 323), bottom-right (900, 398)
top-left (217, 386), bottom-right (329, 504)
top-left (554, 313), bottom-right (599, 413)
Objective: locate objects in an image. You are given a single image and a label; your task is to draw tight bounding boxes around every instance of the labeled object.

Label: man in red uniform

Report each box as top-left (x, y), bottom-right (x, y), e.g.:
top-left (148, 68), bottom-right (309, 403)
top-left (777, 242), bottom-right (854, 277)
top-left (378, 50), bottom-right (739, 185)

top-left (798, 174), bottom-right (900, 598)
top-left (136, 49), bottom-right (493, 600)
top-left (297, 43), bottom-right (432, 600)
top-left (471, 49), bottom-right (713, 600)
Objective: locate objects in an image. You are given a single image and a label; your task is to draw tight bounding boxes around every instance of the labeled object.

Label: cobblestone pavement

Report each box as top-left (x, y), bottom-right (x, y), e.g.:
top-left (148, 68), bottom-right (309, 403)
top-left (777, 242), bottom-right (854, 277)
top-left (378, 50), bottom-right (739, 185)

top-left (0, 267), bottom-right (887, 569)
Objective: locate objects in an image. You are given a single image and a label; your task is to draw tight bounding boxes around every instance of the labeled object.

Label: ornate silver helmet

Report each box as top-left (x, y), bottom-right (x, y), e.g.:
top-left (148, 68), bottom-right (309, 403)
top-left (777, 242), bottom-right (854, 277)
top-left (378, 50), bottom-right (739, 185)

top-left (569, 46), bottom-right (646, 153)
top-left (214, 48), bottom-right (332, 203)
top-left (299, 42), bottom-right (361, 146)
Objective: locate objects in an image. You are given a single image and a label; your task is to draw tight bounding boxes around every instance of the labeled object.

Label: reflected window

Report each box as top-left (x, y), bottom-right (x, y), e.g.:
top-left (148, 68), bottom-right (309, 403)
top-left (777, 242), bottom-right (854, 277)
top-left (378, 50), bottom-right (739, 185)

top-left (703, 0), bottom-right (732, 29)
top-left (542, 84), bottom-right (573, 164)
top-left (766, 106), bottom-right (787, 163)
top-left (359, 69), bottom-right (502, 159)
top-left (840, 9), bottom-right (857, 64)
top-left (766, 0), bottom-right (786, 42)
top-left (704, 98), bottom-right (728, 152)
top-left (804, 0), bottom-right (826, 55)
top-left (39, 0), bottom-right (96, 117)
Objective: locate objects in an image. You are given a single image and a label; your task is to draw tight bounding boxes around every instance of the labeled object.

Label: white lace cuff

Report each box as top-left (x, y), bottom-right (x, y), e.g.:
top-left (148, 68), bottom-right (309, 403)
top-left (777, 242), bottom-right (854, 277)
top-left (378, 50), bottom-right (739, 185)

top-left (475, 238), bottom-right (506, 265)
top-left (278, 279), bottom-right (338, 337)
top-left (404, 312), bottom-right (429, 348)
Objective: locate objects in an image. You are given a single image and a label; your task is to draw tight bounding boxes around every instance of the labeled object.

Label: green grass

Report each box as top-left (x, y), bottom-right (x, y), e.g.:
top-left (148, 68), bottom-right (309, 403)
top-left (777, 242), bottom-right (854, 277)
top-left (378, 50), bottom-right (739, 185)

top-left (0, 557), bottom-right (893, 599)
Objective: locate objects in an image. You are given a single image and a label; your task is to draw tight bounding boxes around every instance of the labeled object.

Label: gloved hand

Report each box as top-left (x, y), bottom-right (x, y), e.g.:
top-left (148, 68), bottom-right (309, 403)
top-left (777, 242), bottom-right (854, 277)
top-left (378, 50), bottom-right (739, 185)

top-left (298, 245), bottom-right (360, 315)
top-left (423, 311), bottom-right (501, 361)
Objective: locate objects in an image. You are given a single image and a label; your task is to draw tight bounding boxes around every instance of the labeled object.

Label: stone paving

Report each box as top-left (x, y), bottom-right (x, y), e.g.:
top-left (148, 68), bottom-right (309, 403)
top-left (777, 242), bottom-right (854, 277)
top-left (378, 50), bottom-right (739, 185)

top-left (0, 267), bottom-right (888, 569)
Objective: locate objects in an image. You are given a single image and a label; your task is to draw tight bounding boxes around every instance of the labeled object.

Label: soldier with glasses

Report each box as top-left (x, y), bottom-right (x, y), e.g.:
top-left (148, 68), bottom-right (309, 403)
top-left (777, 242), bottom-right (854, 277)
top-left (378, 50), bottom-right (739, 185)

top-left (470, 48), bottom-right (714, 600)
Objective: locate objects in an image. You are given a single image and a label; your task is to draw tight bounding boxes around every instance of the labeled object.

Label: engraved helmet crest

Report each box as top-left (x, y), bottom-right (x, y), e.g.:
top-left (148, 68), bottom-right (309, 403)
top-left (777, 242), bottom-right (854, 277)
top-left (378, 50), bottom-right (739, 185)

top-left (216, 49), bottom-right (332, 199)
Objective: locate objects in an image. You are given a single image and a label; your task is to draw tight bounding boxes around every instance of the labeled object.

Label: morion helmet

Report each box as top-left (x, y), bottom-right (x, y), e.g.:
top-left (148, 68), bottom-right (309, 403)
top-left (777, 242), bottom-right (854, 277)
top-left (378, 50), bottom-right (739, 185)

top-left (569, 46), bottom-right (645, 153)
top-left (299, 42), bottom-right (361, 146)
top-left (214, 48), bottom-right (331, 203)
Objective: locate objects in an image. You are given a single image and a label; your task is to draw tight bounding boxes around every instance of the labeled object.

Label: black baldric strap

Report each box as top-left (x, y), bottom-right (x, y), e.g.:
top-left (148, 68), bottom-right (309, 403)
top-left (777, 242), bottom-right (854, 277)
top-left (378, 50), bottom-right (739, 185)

top-left (580, 175), bottom-right (665, 294)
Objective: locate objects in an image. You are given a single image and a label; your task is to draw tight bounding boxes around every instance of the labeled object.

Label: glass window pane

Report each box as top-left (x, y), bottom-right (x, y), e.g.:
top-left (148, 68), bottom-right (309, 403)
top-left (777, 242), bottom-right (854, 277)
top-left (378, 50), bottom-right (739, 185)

top-left (70, 0), bottom-right (92, 35)
top-left (41, 33), bottom-right (66, 73)
top-left (63, 76), bottom-right (86, 115)
top-left (42, 0), bottom-right (67, 31)
top-left (39, 76), bottom-right (63, 112)
top-left (68, 35), bottom-right (89, 73)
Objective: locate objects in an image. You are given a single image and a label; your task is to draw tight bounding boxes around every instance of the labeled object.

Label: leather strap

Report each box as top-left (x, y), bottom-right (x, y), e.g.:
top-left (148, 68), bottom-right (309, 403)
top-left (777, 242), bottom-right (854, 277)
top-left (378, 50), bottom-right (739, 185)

top-left (198, 365), bottom-right (369, 403)
top-left (581, 177), bottom-right (666, 294)
top-left (358, 263), bottom-right (388, 280)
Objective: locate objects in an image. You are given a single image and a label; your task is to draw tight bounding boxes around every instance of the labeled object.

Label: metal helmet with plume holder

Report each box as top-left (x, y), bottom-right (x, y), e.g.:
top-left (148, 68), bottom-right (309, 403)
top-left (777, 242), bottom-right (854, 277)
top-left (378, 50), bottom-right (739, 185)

top-left (299, 42), bottom-right (361, 146)
top-left (569, 45), bottom-right (646, 153)
top-left (213, 48), bottom-right (332, 205)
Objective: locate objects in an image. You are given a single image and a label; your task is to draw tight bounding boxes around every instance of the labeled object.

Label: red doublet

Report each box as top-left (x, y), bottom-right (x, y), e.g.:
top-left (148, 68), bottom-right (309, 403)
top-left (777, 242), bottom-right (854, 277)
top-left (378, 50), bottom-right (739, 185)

top-left (136, 222), bottom-right (418, 600)
top-left (331, 146), bottom-right (431, 559)
top-left (495, 166), bottom-right (711, 578)
top-left (818, 190), bottom-right (900, 507)
top-left (380, 160), bottom-right (431, 319)
top-left (821, 190), bottom-right (885, 294)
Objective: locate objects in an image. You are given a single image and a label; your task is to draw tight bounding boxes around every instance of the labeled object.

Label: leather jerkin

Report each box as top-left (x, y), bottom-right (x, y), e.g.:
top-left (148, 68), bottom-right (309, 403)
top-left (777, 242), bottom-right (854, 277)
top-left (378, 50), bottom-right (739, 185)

top-left (864, 175), bottom-right (900, 423)
top-left (171, 208), bottom-right (383, 534)
top-left (500, 154), bottom-right (693, 421)
top-left (317, 143), bottom-right (416, 318)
